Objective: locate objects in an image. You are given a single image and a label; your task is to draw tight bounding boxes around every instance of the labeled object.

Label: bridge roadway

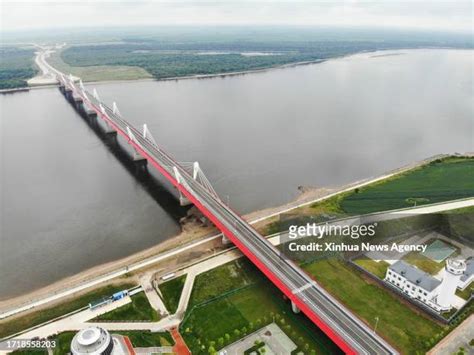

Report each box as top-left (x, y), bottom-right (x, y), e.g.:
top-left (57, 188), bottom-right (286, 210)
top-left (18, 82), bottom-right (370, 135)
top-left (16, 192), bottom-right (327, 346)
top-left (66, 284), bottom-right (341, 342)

top-left (60, 77), bottom-right (397, 355)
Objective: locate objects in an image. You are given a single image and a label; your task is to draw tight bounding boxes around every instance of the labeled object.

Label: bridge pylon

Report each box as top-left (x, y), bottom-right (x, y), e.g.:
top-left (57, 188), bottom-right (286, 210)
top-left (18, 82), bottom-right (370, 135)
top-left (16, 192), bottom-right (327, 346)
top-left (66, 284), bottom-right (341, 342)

top-left (126, 126), bottom-right (147, 165)
top-left (173, 166), bottom-right (192, 206)
top-left (179, 161), bottom-right (219, 200)
top-left (142, 124), bottom-right (157, 146)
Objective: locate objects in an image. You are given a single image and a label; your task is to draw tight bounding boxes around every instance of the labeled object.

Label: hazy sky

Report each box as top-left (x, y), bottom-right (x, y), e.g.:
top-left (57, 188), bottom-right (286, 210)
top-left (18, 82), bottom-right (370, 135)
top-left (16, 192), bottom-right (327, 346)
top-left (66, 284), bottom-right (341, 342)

top-left (2, 0), bottom-right (473, 33)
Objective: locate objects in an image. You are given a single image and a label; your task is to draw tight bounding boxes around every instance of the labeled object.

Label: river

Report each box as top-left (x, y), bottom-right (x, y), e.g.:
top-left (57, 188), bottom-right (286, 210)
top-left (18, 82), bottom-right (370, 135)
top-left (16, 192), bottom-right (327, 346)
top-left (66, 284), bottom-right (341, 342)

top-left (1, 49), bottom-right (472, 299)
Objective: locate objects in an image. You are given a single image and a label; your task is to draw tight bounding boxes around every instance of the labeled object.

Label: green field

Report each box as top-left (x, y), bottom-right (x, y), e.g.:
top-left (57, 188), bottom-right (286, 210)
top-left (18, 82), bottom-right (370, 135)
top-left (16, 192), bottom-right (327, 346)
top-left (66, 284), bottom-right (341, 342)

top-left (182, 260), bottom-right (340, 355)
top-left (402, 251), bottom-right (445, 275)
top-left (302, 259), bottom-right (443, 354)
top-left (158, 274), bottom-right (187, 314)
top-left (0, 282), bottom-right (135, 338)
top-left (189, 259), bottom-right (258, 308)
top-left (53, 331), bottom-right (75, 355)
top-left (353, 257), bottom-right (390, 278)
top-left (339, 157), bottom-right (474, 215)
top-left (265, 157), bottom-right (474, 235)
top-left (11, 350), bottom-right (46, 355)
top-left (48, 49), bottom-right (152, 82)
top-left (0, 46), bottom-right (37, 89)
top-left (93, 292), bottom-right (160, 321)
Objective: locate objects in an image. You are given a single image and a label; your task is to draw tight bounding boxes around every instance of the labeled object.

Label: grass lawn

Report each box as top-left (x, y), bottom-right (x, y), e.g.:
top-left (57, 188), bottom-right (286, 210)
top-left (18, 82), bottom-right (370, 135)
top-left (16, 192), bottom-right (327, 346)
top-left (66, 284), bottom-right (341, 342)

top-left (0, 282), bottom-right (135, 338)
top-left (265, 156), bottom-right (474, 235)
top-left (182, 259), bottom-right (340, 355)
top-left (158, 274), bottom-right (187, 314)
top-left (189, 259), bottom-right (259, 308)
top-left (339, 157), bottom-right (474, 215)
top-left (402, 252), bottom-right (445, 275)
top-left (302, 259), bottom-right (442, 354)
top-left (115, 331), bottom-right (174, 347)
top-left (93, 292), bottom-right (160, 321)
top-left (456, 282), bottom-right (473, 301)
top-left (53, 331), bottom-right (76, 355)
top-left (353, 257), bottom-right (390, 278)
top-left (7, 332), bottom-right (74, 355)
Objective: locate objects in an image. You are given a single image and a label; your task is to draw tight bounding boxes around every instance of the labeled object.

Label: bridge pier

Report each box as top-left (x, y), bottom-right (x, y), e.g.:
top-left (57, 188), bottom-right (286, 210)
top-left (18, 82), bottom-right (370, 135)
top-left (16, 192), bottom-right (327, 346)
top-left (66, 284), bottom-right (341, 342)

top-left (64, 88), bottom-right (73, 101)
top-left (73, 96), bottom-right (83, 110)
top-left (178, 194), bottom-right (191, 206)
top-left (104, 123), bottom-right (116, 135)
top-left (291, 300), bottom-right (300, 314)
top-left (133, 157), bottom-right (148, 172)
top-left (85, 111), bottom-right (98, 129)
top-left (221, 234), bottom-right (231, 245)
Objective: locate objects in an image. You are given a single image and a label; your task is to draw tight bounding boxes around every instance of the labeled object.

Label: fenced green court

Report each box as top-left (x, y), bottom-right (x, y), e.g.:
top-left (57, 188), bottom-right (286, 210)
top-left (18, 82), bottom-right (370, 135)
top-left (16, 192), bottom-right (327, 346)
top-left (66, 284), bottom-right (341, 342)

top-left (421, 240), bottom-right (455, 262)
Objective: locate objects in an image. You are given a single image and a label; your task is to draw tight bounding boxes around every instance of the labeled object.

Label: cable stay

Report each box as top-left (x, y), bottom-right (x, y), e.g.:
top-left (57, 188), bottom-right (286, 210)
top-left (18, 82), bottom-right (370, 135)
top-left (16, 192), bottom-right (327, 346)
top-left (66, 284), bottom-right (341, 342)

top-left (142, 124), bottom-right (157, 146)
top-left (93, 88), bottom-right (100, 101)
top-left (112, 102), bottom-right (121, 116)
top-left (178, 162), bottom-right (219, 199)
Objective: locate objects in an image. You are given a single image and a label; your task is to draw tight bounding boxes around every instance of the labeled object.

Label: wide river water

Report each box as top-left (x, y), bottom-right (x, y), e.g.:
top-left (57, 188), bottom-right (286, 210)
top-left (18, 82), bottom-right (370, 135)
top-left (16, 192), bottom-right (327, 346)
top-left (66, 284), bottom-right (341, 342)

top-left (1, 49), bottom-right (473, 299)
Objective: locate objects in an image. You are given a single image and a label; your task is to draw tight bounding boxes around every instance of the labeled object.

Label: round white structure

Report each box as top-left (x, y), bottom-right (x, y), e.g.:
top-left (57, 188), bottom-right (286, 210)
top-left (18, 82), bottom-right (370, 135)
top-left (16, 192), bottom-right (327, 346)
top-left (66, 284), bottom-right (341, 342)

top-left (437, 259), bottom-right (466, 309)
top-left (71, 326), bottom-right (114, 355)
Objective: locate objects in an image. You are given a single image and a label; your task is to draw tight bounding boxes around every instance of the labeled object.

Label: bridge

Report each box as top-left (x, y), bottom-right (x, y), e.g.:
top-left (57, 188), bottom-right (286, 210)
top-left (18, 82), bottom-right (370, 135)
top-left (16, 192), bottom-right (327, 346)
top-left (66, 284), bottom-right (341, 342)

top-left (55, 71), bottom-right (398, 355)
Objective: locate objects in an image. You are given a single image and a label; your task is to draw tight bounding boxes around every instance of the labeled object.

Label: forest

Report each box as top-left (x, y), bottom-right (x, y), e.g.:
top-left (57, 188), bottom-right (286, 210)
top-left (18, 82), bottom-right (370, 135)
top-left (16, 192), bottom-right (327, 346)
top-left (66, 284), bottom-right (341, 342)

top-left (60, 27), bottom-right (474, 80)
top-left (0, 47), bottom-right (37, 89)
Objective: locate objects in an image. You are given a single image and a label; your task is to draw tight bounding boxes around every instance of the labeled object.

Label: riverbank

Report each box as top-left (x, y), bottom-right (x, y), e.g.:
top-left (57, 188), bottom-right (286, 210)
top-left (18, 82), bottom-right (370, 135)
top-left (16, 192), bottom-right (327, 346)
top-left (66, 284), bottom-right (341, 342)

top-left (7, 47), bottom-right (467, 92)
top-left (1, 153), bottom-right (463, 319)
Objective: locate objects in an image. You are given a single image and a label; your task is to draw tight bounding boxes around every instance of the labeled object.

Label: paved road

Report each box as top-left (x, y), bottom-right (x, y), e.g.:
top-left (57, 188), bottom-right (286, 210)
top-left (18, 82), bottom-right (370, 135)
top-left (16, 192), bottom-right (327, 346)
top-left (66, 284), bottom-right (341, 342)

top-left (139, 273), bottom-right (169, 316)
top-left (427, 314), bottom-right (474, 355)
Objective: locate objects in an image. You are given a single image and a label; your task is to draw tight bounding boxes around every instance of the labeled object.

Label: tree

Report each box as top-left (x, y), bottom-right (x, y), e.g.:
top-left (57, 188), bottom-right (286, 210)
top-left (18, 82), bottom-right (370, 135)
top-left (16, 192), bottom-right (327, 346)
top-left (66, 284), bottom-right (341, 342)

top-left (224, 333), bottom-right (230, 342)
top-left (208, 345), bottom-right (216, 355)
top-left (234, 329), bottom-right (241, 338)
top-left (218, 337), bottom-right (224, 347)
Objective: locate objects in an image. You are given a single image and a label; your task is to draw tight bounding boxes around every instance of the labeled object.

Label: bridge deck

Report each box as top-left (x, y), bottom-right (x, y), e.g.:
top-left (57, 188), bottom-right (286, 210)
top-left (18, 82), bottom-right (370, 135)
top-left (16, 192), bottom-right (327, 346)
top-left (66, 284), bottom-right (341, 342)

top-left (60, 77), bottom-right (398, 355)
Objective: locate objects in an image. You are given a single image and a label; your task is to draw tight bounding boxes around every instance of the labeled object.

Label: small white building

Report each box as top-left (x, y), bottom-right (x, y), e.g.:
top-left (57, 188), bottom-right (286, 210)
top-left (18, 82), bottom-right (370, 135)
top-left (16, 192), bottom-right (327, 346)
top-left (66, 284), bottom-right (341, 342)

top-left (71, 326), bottom-right (134, 355)
top-left (385, 260), bottom-right (444, 311)
top-left (71, 327), bottom-right (114, 355)
top-left (385, 258), bottom-right (473, 313)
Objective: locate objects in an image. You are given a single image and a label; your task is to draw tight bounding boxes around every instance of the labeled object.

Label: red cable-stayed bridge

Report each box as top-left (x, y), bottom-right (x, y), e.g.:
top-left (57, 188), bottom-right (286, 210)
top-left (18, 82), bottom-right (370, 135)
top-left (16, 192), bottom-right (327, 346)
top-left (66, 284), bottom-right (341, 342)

top-left (55, 72), bottom-right (397, 355)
